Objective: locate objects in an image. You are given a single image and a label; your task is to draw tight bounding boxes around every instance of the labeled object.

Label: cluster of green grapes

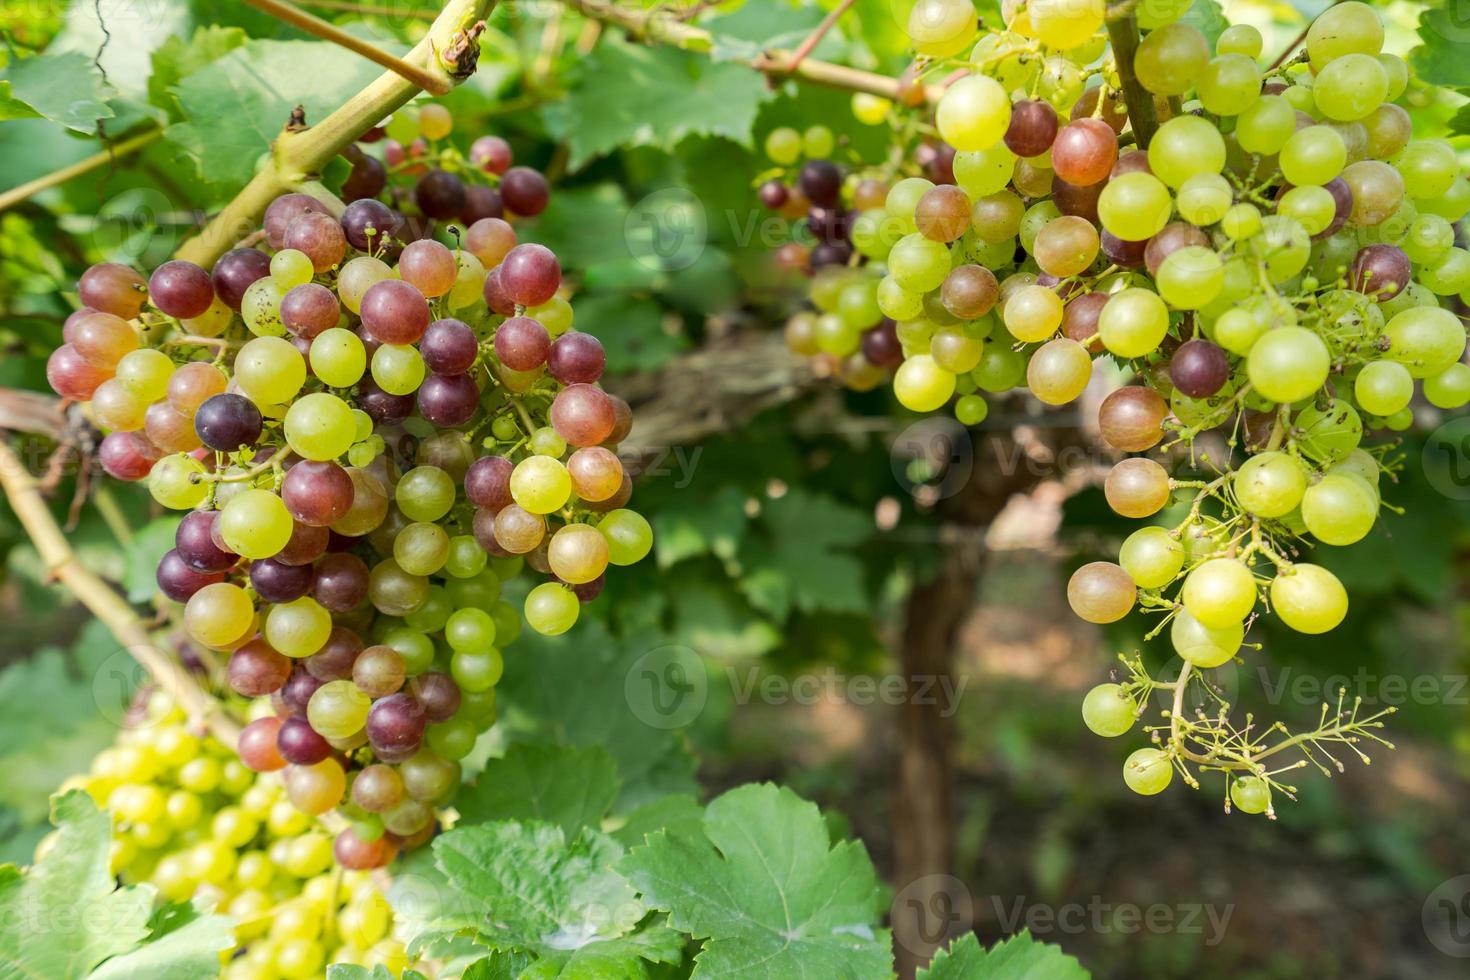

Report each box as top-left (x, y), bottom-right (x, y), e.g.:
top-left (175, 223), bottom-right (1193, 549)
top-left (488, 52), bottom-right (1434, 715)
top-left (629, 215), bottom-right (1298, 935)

top-left (760, 0), bottom-right (1469, 808)
top-left (48, 103), bottom-right (653, 862)
top-left (57, 694), bottom-right (409, 978)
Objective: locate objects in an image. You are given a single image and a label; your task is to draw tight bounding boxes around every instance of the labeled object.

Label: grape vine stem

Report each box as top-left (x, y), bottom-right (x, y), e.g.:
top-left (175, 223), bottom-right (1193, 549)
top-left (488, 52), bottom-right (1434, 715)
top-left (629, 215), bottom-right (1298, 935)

top-left (242, 0), bottom-right (453, 93)
top-left (0, 128), bottom-right (163, 215)
top-left (174, 0), bottom-right (498, 268)
top-left (1104, 12), bottom-right (1159, 150)
top-left (0, 439), bottom-right (243, 745)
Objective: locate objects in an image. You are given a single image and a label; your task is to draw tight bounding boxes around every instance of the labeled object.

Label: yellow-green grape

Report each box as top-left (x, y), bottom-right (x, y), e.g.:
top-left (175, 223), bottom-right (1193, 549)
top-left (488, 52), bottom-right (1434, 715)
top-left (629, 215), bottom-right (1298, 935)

top-left (1176, 173), bottom-right (1232, 227)
top-left (1118, 526), bottom-right (1184, 589)
top-left (1081, 683), bottom-right (1136, 737)
top-left (802, 125), bottom-right (834, 159)
top-left (930, 327), bottom-right (984, 373)
top-left (337, 256), bottom-right (394, 314)
top-left (1354, 360), bottom-right (1414, 415)
top-left (1156, 247), bottom-right (1224, 310)
top-left (219, 489), bottom-right (293, 559)
top-left (524, 582), bottom-right (579, 636)
top-left (1097, 172), bottom-right (1172, 241)
top-left (184, 297), bottom-right (234, 338)
top-left (1377, 52), bottom-right (1407, 101)
top-left (1135, 22), bottom-right (1209, 96)
top-left (893, 354), bottom-right (956, 412)
top-left (1123, 748), bottom-right (1173, 795)
top-left (447, 252), bottom-right (487, 311)
top-left (1170, 608), bottom-right (1243, 668)
top-left (908, 0), bottom-right (980, 57)
top-left (1305, 1), bottom-right (1383, 73)
top-left (1003, 284), bottom-right (1063, 342)
top-left (149, 454), bottom-right (208, 509)
top-left (308, 680), bottom-right (372, 739)
top-left (1301, 474), bottom-right (1377, 545)
top-left (271, 249), bottom-right (315, 289)
top-left (1148, 115), bottom-right (1227, 188)
top-left (1026, 338), bottom-right (1091, 405)
top-left (1425, 363), bottom-right (1470, 409)
top-left (394, 522), bottom-right (449, 576)
top-left (1182, 558), bottom-right (1257, 629)
top-left (528, 296), bottom-right (574, 336)
top-left (1233, 451), bottom-right (1306, 518)
top-left (284, 392), bottom-right (357, 461)
top-left (1028, 0), bottom-right (1101, 50)
top-left (1313, 53), bottom-right (1387, 121)
top-left (955, 394), bottom-right (989, 425)
top-left (1197, 54), bottom-right (1261, 116)
top-left (1097, 288), bottom-right (1169, 358)
top-left (184, 582), bottom-right (255, 647)
top-left (1216, 24), bottom-right (1262, 58)
top-left (1420, 248), bottom-right (1470, 296)
top-left (1136, 0), bottom-right (1190, 29)
top-left (419, 102), bottom-right (452, 140)
top-left (889, 233), bottom-right (952, 293)
top-left (953, 144), bottom-right (1017, 199)
top-left (764, 127), bottom-right (802, 165)
top-left (1250, 216), bottom-right (1311, 283)
top-left (310, 327), bottom-right (366, 388)
top-left (396, 465), bottom-right (456, 522)
top-left (114, 348), bottom-right (174, 402)
top-left (885, 177), bottom-right (934, 235)
top-left (1230, 775), bottom-right (1272, 815)
top-left (1246, 326), bottom-right (1329, 404)
top-left (1277, 186), bottom-right (1337, 237)
top-left (1066, 561), bottom-right (1136, 623)
top-left (1235, 95), bottom-right (1296, 157)
top-left (242, 277), bottom-right (287, 337)
top-left (1280, 126), bottom-right (1347, 187)
top-left (851, 92), bottom-right (892, 125)
top-left (936, 74), bottom-right (1010, 152)
top-left (236, 336), bottom-right (306, 405)
top-left (510, 455), bottom-right (572, 514)
top-left (1270, 563), bottom-right (1348, 634)
top-left (599, 509), bottom-right (653, 566)
top-left (371, 344), bottom-right (425, 396)
top-left (1382, 306), bottom-right (1466, 378)
top-left (266, 596), bottom-right (334, 658)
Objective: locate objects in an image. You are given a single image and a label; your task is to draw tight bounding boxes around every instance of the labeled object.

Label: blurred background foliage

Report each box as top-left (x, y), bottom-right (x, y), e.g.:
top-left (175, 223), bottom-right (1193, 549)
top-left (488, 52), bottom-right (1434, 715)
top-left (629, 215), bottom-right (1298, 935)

top-left (0, 0), bottom-right (1468, 976)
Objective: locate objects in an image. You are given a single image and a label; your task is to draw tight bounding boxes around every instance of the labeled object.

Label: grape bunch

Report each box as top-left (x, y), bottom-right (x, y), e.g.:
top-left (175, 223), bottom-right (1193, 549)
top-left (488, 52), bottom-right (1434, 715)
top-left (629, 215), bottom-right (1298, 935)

top-left (48, 104), bottom-right (653, 864)
top-left (64, 695), bottom-right (408, 978)
top-left (759, 0), bottom-right (1469, 808)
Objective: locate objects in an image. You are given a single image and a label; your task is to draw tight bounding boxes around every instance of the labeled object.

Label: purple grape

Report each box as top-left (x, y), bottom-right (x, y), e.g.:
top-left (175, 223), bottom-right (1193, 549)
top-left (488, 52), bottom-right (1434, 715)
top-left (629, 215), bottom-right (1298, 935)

top-left (313, 552), bottom-right (370, 612)
top-left (464, 455), bottom-right (513, 511)
top-left (340, 199), bottom-right (403, 251)
top-left (98, 430), bottom-right (159, 481)
top-left (1318, 177), bottom-right (1353, 241)
top-left (806, 206), bottom-right (851, 243)
top-left (148, 260), bottom-right (215, 319)
top-left (547, 331), bottom-right (606, 385)
top-left (280, 283), bottom-right (341, 339)
top-left (1004, 99), bottom-right (1059, 158)
top-left (798, 160), bottom-right (842, 208)
top-left (483, 266), bottom-right (516, 316)
top-left (227, 639), bottom-right (291, 696)
top-left (341, 149), bottom-right (387, 202)
top-left (284, 211), bottom-right (348, 272)
top-left (366, 693), bottom-right (426, 754)
top-left (360, 279), bottom-right (430, 344)
top-left (499, 244), bottom-right (561, 307)
top-left (410, 671), bottom-right (460, 722)
top-left (1101, 231), bottom-right (1147, 268)
top-left (460, 185), bottom-right (503, 224)
top-left (210, 248), bottom-right (271, 310)
top-left (265, 193), bottom-right (331, 249)
top-left (282, 460), bottom-right (354, 527)
top-left (500, 166), bottom-right (549, 216)
top-left (470, 136), bottom-right (512, 174)
top-left (281, 668), bottom-right (326, 715)
top-left (176, 511), bottom-right (236, 572)
top-left (571, 574), bottom-right (605, 602)
top-left (276, 714), bottom-right (332, 765)
top-left (194, 393), bottom-right (263, 451)
top-left (811, 240), bottom-right (853, 268)
top-left (418, 373), bottom-right (480, 428)
top-left (759, 181), bottom-right (789, 210)
top-left (157, 549), bottom-right (224, 602)
top-left (1350, 244), bottom-right (1410, 300)
top-left (493, 315), bottom-right (550, 371)
top-left (250, 558), bottom-right (315, 603)
top-left (357, 377), bottom-right (414, 425)
top-left (420, 318), bottom-right (478, 374)
top-left (1169, 339), bottom-right (1230, 398)
top-left (305, 626), bottom-right (363, 681)
top-left (861, 320), bottom-right (902, 368)
top-left (415, 170), bottom-right (466, 220)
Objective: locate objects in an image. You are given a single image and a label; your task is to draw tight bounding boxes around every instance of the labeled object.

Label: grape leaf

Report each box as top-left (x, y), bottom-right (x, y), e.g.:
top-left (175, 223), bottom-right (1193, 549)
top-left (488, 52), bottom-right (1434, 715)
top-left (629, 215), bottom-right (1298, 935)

top-left (125, 517), bottom-right (182, 603)
top-left (327, 967), bottom-right (430, 980)
top-left (1411, 8), bottom-right (1470, 89)
top-left (166, 39), bottom-right (387, 192)
top-left (1178, 0), bottom-right (1228, 51)
top-left (543, 37), bottom-right (772, 170)
top-left (737, 488), bottom-right (874, 621)
top-left (669, 578), bottom-right (782, 659)
top-left (652, 485), bottom-right (749, 569)
top-left (705, 3), bottom-right (848, 65)
top-left (0, 50), bottom-right (115, 132)
top-left (917, 931), bottom-right (1091, 979)
top-left (611, 794), bottom-right (705, 851)
top-left (621, 783), bottom-right (893, 978)
top-left (147, 26), bottom-right (249, 119)
top-left (456, 743), bottom-right (620, 835)
top-left (88, 898), bottom-right (236, 980)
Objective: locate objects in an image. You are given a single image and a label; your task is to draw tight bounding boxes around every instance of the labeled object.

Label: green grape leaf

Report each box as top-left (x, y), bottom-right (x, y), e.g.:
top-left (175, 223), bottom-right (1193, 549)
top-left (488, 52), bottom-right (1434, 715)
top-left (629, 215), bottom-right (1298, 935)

top-left (166, 39), bottom-right (387, 192)
top-left (1178, 0), bottom-right (1229, 51)
top-left (652, 485), bottom-right (750, 569)
top-left (327, 966), bottom-right (431, 980)
top-left (705, 3), bottom-right (846, 65)
top-left (572, 292), bottom-right (687, 375)
top-left (669, 578), bottom-right (782, 659)
top-left (621, 783), bottom-right (892, 978)
top-left (497, 617), bottom-right (698, 812)
top-left (0, 791), bottom-right (230, 979)
top-left (917, 930), bottom-right (1091, 979)
top-left (456, 743), bottom-right (620, 835)
top-left (611, 794), bottom-right (705, 851)
top-left (543, 37), bottom-right (772, 170)
top-left (1411, 8), bottom-right (1470, 89)
top-left (737, 488), bottom-right (874, 621)
top-left (147, 26), bottom-right (250, 119)
top-left (125, 517), bottom-right (182, 603)
top-left (0, 50), bottom-right (114, 132)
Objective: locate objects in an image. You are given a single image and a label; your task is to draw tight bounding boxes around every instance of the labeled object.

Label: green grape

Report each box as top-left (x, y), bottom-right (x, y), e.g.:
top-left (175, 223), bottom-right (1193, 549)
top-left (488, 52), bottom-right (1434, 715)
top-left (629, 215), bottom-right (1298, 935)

top-left (394, 522), bottom-right (449, 577)
top-left (1037, 55), bottom-right (1085, 109)
top-left (427, 717), bottom-right (478, 760)
top-left (764, 127), bottom-right (801, 165)
top-left (1249, 215), bottom-right (1311, 283)
top-left (953, 144), bottom-right (1017, 199)
top-left (936, 75), bottom-right (1010, 152)
top-left (852, 211), bottom-right (903, 260)
top-left (524, 582), bottom-right (579, 636)
top-left (450, 649), bottom-right (503, 692)
top-left (1017, 201), bottom-right (1061, 254)
top-left (1418, 178), bottom-right (1470, 223)
top-left (241, 278), bottom-right (287, 337)
top-left (403, 584), bottom-right (452, 632)
top-left (284, 392), bottom-right (356, 461)
top-left (1295, 398), bottom-right (1362, 462)
top-left (265, 596), bottom-right (333, 657)
top-left (1382, 306), bottom-right (1466, 378)
top-left (149, 454), bottom-right (208, 509)
top-left (885, 177), bottom-right (935, 235)
top-left (1123, 748), bottom-right (1173, 796)
top-left (1270, 563), bottom-right (1348, 634)
top-left (1197, 54), bottom-right (1261, 116)
top-left (1220, 203), bottom-right (1263, 242)
top-left (1246, 326), bottom-right (1328, 404)
top-left (115, 348), bottom-right (174, 401)
top-left (307, 680), bottom-right (370, 739)
top-left (270, 248), bottom-right (315, 289)
top-left (838, 280), bottom-right (882, 329)
top-left (1148, 116), bottom-right (1227, 189)
top-left (1355, 359), bottom-right (1414, 417)
top-left (1026, 338), bottom-right (1091, 405)
top-left (528, 426), bottom-right (567, 458)
top-left (1182, 558), bottom-right (1257, 629)
top-left (1280, 126), bottom-right (1347, 187)
top-left (1003, 284), bottom-right (1062, 342)
top-left (1170, 608), bottom-right (1243, 668)
top-left (235, 336), bottom-right (306, 406)
top-left (972, 346), bottom-right (1026, 392)
top-left (396, 465), bottom-right (456, 522)
top-left (1306, 1), bottom-right (1384, 72)
top-left (1235, 95), bottom-right (1296, 156)
top-left (1029, 0), bottom-right (1102, 50)
top-left (1230, 776), bottom-right (1271, 815)
top-left (1401, 214), bottom-right (1455, 266)
top-left (219, 489), bottom-right (293, 559)
top-left (1081, 683), bottom-right (1135, 737)
top-left (1176, 173), bottom-right (1232, 227)
top-left (1134, 22), bottom-right (1209, 96)
top-left (930, 327), bottom-right (985, 373)
top-left (893, 354), bottom-right (957, 411)
top-left (510, 456), bottom-right (572, 514)
top-left (448, 251), bottom-right (487, 311)
top-left (878, 276), bottom-right (924, 321)
top-left (1301, 473), bottom-right (1377, 545)
top-left (1233, 452), bottom-right (1306, 518)
top-left (1424, 363), bottom-right (1470, 409)
top-left (1396, 141), bottom-right (1460, 201)
top-left (889, 233), bottom-right (952, 293)
top-left (1420, 248), bottom-right (1470, 297)
top-left (371, 344), bottom-right (425, 396)
top-left (1136, 0), bottom-right (1191, 30)
top-left (851, 92), bottom-right (892, 125)
top-left (1216, 24), bottom-right (1263, 58)
top-left (445, 607), bottom-right (497, 652)
top-left (802, 124), bottom-right (834, 159)
top-left (1156, 246), bottom-right (1224, 310)
top-left (1098, 288), bottom-right (1170, 358)
top-left (599, 509), bottom-right (653, 565)
top-left (1312, 53), bottom-right (1388, 121)
top-left (955, 394), bottom-right (989, 425)
top-left (380, 625), bottom-right (435, 675)
top-left (1118, 526), bottom-right (1185, 589)
top-left (309, 328), bottom-right (366, 388)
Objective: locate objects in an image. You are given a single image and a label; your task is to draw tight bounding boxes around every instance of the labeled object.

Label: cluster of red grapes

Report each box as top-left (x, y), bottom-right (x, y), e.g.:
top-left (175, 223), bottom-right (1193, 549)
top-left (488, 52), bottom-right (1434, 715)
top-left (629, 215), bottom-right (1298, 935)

top-left (760, 0), bottom-right (1470, 809)
top-left (47, 105), bottom-right (653, 865)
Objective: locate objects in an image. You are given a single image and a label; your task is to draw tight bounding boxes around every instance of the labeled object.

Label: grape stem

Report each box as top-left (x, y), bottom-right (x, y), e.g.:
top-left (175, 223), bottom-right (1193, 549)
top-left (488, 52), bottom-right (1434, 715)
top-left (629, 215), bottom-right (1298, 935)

top-left (0, 128), bottom-right (163, 215)
top-left (784, 0), bottom-right (857, 75)
top-left (174, 0), bottom-right (499, 268)
top-left (195, 445), bottom-right (293, 484)
top-left (1103, 13), bottom-right (1159, 150)
top-left (0, 439), bottom-right (243, 744)
top-left (242, 0), bottom-right (453, 93)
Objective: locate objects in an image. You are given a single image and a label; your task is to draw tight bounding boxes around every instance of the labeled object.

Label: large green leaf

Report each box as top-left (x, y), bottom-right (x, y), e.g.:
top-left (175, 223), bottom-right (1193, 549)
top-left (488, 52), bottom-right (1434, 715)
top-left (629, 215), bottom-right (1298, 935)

top-left (621, 783), bottom-right (892, 978)
top-left (456, 743), bottom-right (620, 836)
top-left (147, 26), bottom-right (249, 119)
top-left (166, 39), bottom-right (387, 192)
top-left (737, 488), bottom-right (874, 621)
top-left (1411, 8), bottom-right (1470, 89)
top-left (0, 51), bottom-right (114, 132)
top-left (544, 37), bottom-right (772, 170)
top-left (917, 931), bottom-right (1091, 979)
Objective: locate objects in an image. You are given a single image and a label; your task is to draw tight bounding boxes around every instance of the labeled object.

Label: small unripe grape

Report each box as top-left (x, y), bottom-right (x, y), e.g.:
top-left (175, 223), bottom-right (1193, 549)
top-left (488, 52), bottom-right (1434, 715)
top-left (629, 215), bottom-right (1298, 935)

top-left (1270, 563), bottom-right (1348, 634)
top-left (1067, 561), bottom-right (1136, 624)
top-left (1104, 457), bottom-right (1171, 518)
top-left (1231, 776), bottom-right (1271, 815)
top-left (1081, 683), bottom-right (1136, 737)
top-left (1170, 608), bottom-right (1243, 669)
top-left (1182, 558), bottom-right (1257, 629)
top-left (1118, 526), bottom-right (1184, 589)
top-left (1123, 748), bottom-right (1173, 795)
